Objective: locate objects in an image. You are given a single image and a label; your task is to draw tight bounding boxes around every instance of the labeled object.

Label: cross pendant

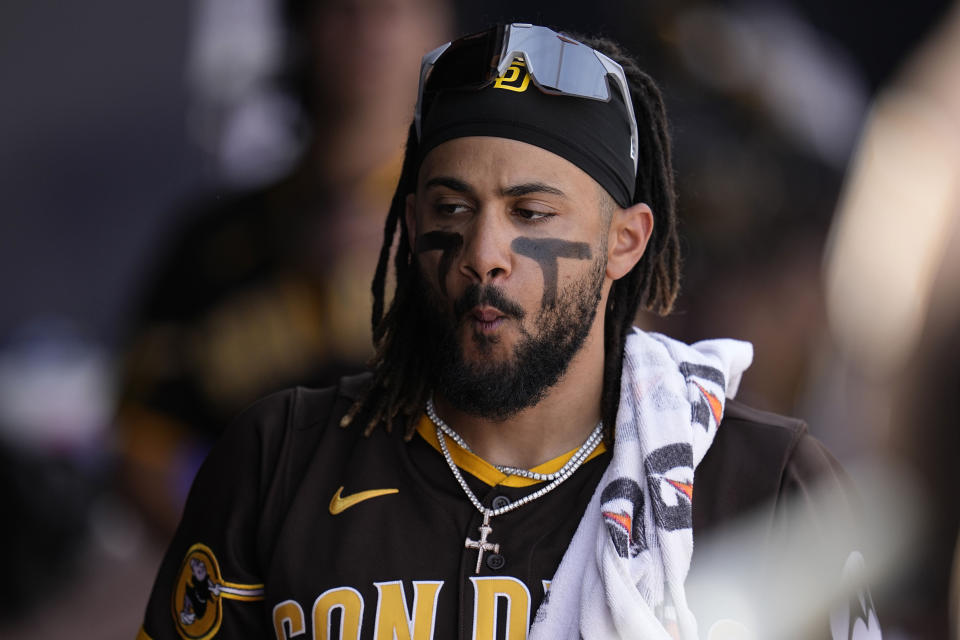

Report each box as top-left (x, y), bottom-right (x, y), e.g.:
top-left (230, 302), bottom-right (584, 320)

top-left (464, 510), bottom-right (500, 574)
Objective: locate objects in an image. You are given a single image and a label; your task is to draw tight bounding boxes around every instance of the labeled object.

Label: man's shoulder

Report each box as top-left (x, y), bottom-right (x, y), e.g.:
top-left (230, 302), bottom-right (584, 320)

top-left (693, 399), bottom-right (811, 531)
top-left (200, 373), bottom-right (375, 524)
top-left (718, 398), bottom-right (808, 450)
top-left (208, 373), bottom-right (372, 464)
top-left (235, 371), bottom-right (372, 435)
top-left (292, 371), bottom-right (373, 428)
top-left (335, 371), bottom-right (375, 403)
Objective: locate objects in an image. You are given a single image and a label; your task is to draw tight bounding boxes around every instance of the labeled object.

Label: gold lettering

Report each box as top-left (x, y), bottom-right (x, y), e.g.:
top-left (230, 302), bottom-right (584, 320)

top-left (312, 587), bottom-right (364, 640)
top-left (469, 577), bottom-right (531, 640)
top-left (373, 581), bottom-right (443, 640)
top-left (273, 600), bottom-right (306, 639)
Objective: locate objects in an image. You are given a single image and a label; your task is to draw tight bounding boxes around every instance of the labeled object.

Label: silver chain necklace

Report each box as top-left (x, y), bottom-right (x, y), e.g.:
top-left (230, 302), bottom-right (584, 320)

top-left (425, 395), bottom-right (603, 573)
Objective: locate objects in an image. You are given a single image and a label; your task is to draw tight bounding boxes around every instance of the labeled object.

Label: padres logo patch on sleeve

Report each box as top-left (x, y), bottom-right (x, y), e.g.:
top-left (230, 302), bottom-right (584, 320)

top-left (172, 543), bottom-right (264, 640)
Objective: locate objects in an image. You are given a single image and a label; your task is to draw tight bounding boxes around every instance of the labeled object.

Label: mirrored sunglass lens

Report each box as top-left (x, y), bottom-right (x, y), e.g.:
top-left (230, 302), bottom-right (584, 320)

top-left (553, 42), bottom-right (610, 99)
top-left (506, 26), bottom-right (610, 101)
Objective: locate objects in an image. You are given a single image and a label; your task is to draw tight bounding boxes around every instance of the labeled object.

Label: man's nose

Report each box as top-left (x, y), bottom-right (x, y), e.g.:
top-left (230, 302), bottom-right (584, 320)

top-left (458, 210), bottom-right (512, 284)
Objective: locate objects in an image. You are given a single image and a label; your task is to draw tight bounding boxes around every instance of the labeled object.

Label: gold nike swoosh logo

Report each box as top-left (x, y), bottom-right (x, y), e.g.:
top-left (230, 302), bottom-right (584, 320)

top-left (329, 486), bottom-right (399, 515)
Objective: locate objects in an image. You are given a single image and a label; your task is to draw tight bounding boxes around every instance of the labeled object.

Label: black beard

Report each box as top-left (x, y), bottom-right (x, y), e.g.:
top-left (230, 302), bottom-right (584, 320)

top-left (419, 255), bottom-right (606, 421)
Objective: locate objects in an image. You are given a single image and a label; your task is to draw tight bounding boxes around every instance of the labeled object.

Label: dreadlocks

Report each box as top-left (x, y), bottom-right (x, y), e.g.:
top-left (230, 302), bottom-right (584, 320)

top-left (340, 34), bottom-right (680, 441)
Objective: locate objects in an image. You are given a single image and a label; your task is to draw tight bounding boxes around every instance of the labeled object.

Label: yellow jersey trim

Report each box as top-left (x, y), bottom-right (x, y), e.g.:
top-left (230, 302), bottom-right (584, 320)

top-left (218, 591), bottom-right (265, 602)
top-left (415, 413), bottom-right (606, 487)
top-left (137, 627), bottom-right (154, 640)
top-left (220, 579), bottom-right (265, 591)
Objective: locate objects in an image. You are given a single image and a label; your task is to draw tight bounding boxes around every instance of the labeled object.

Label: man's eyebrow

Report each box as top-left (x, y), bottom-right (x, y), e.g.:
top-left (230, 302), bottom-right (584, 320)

top-left (501, 182), bottom-right (566, 198)
top-left (424, 176), bottom-right (472, 193)
top-left (423, 177), bottom-right (566, 199)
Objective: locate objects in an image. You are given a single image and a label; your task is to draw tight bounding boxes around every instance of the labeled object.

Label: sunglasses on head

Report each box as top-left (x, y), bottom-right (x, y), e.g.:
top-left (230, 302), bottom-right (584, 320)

top-left (414, 23), bottom-right (639, 177)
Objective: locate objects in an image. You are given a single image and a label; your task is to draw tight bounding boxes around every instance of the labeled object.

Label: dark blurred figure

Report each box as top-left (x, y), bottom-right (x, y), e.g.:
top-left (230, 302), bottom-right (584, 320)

top-left (117, 0), bottom-right (450, 537)
top-left (819, 3), bottom-right (960, 635)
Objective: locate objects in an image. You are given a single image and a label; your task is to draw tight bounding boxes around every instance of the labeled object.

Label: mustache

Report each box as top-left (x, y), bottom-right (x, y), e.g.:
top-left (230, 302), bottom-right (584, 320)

top-left (453, 284), bottom-right (527, 321)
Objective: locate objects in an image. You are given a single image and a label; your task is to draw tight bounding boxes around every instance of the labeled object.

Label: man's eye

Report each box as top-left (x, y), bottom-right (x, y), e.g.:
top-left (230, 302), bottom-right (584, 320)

top-left (515, 208), bottom-right (555, 222)
top-left (436, 203), bottom-right (470, 216)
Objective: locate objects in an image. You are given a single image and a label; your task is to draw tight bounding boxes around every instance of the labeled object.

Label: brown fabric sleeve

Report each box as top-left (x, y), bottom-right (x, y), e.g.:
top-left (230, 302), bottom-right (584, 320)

top-left (138, 390), bottom-right (296, 640)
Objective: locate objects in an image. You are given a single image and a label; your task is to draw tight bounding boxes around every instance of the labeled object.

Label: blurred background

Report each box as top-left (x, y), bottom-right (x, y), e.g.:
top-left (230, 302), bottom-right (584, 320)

top-left (1, 0), bottom-right (957, 637)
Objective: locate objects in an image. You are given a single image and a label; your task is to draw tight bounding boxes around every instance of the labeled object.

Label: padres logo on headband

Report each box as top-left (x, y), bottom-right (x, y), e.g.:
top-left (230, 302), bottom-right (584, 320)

top-left (493, 57), bottom-right (530, 93)
top-left (171, 543), bottom-right (264, 640)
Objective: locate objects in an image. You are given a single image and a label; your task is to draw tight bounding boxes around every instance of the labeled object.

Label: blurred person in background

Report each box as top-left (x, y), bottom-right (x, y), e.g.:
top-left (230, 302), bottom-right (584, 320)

top-left (819, 1), bottom-right (960, 636)
top-left (116, 0), bottom-right (451, 537)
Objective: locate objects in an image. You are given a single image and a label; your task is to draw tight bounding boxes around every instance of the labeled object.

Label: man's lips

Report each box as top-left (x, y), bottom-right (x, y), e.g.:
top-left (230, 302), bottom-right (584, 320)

top-left (469, 306), bottom-right (507, 331)
top-left (472, 306), bottom-right (504, 323)
top-left (452, 284), bottom-right (526, 324)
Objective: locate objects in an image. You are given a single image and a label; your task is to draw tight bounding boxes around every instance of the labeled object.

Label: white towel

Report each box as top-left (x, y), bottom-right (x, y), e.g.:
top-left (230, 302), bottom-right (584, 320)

top-left (529, 328), bottom-right (753, 640)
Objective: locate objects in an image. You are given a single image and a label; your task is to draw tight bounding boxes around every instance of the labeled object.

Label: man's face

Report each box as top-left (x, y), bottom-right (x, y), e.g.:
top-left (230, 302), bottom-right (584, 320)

top-left (407, 136), bottom-right (614, 419)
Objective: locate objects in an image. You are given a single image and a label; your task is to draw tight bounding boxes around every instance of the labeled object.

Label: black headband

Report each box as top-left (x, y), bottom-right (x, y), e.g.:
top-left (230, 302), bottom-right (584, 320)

top-left (417, 60), bottom-right (637, 208)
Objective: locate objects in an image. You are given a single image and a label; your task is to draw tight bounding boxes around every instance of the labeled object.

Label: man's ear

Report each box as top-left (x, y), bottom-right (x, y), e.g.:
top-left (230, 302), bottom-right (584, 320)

top-left (405, 193), bottom-right (417, 252)
top-left (606, 202), bottom-right (654, 280)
